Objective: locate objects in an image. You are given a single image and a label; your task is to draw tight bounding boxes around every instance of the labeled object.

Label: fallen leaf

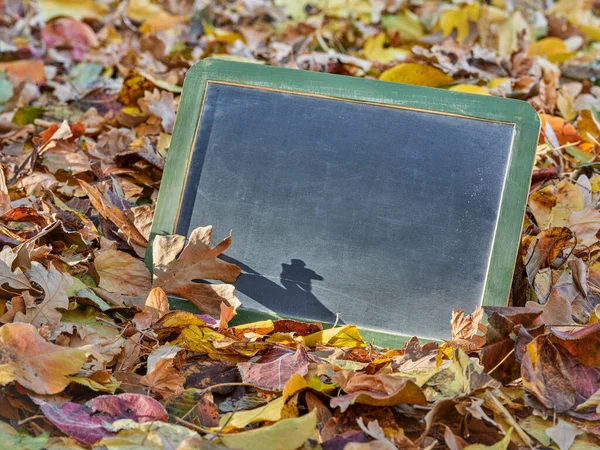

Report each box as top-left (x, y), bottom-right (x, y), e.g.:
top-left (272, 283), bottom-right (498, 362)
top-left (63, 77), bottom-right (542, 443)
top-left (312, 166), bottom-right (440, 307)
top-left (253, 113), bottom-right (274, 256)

top-left (14, 262), bottom-right (73, 326)
top-left (331, 371), bottom-right (426, 412)
top-left (546, 419), bottom-right (583, 450)
top-left (0, 422), bottom-right (48, 450)
top-left (39, 0), bottom-right (107, 20)
top-left (37, 393), bottom-right (168, 444)
top-left (380, 63), bottom-right (453, 87)
top-left (78, 180), bottom-right (148, 248)
top-left (0, 60), bottom-right (45, 84)
top-left (152, 226), bottom-right (241, 316)
top-left (95, 250), bottom-right (151, 297)
top-left (219, 410), bottom-right (317, 450)
top-left (238, 346), bottom-right (310, 391)
top-left (141, 358), bottom-right (184, 399)
top-left (0, 323), bottom-right (91, 395)
top-left (303, 324), bottom-right (365, 347)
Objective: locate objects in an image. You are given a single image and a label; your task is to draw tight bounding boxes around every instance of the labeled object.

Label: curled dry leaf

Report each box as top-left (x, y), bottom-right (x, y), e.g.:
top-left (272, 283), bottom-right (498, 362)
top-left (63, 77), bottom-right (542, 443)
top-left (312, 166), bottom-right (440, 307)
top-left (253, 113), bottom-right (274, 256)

top-left (0, 322), bottom-right (92, 395)
top-left (78, 180), bottom-right (148, 248)
top-left (331, 371), bottom-right (427, 412)
top-left (152, 225), bottom-right (241, 316)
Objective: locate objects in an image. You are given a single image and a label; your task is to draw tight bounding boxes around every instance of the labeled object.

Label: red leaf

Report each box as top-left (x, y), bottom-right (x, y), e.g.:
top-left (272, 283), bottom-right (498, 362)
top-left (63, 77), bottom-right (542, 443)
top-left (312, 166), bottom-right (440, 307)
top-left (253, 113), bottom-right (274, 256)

top-left (37, 393), bottom-right (168, 444)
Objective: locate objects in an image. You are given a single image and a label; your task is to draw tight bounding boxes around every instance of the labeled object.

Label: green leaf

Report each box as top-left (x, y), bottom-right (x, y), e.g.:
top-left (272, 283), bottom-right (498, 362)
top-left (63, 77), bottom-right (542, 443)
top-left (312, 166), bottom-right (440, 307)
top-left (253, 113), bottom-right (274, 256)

top-left (12, 106), bottom-right (45, 125)
top-left (0, 72), bottom-right (13, 105)
top-left (0, 420), bottom-right (49, 450)
top-left (219, 410), bottom-right (317, 450)
top-left (566, 146), bottom-right (595, 163)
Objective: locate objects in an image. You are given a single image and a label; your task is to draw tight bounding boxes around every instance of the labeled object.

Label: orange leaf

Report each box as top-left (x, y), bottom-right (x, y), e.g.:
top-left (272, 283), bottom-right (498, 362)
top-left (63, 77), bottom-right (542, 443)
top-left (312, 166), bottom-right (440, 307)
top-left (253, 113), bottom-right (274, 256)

top-left (0, 60), bottom-right (45, 83)
top-left (540, 114), bottom-right (581, 145)
top-left (0, 323), bottom-right (91, 395)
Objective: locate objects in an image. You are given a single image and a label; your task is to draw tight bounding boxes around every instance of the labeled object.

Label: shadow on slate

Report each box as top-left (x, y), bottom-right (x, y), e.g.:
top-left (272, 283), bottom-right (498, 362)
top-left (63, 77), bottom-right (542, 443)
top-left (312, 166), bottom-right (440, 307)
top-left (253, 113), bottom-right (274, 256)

top-left (219, 255), bottom-right (339, 324)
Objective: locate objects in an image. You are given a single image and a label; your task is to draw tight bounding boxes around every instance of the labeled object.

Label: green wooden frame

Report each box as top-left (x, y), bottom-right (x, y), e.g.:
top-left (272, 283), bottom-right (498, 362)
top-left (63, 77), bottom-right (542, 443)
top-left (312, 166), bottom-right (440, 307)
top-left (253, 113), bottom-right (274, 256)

top-left (148, 59), bottom-right (540, 348)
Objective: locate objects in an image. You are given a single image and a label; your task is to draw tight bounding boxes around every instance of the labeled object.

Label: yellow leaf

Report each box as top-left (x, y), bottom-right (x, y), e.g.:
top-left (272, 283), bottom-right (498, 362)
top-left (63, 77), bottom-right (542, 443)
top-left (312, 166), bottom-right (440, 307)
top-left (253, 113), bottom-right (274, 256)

top-left (381, 11), bottom-right (424, 41)
top-left (362, 34), bottom-right (409, 63)
top-left (448, 85), bottom-right (491, 96)
top-left (283, 373), bottom-right (308, 401)
top-left (436, 3), bottom-right (480, 41)
top-left (219, 410), bottom-right (317, 450)
top-left (303, 324), bottom-right (365, 347)
top-left (68, 376), bottom-right (120, 393)
top-left (140, 11), bottom-right (185, 34)
top-left (498, 11), bottom-right (530, 57)
top-left (488, 78), bottom-right (510, 89)
top-left (219, 397), bottom-right (285, 429)
top-left (39, 0), bottom-right (107, 21)
top-left (380, 63), bottom-right (453, 87)
top-left (232, 320), bottom-right (274, 336)
top-left (95, 249), bottom-right (152, 297)
top-left (0, 323), bottom-right (91, 395)
top-left (464, 428), bottom-right (513, 450)
top-left (176, 325), bottom-right (265, 357)
top-left (126, 0), bottom-right (163, 22)
top-left (552, 0), bottom-right (600, 41)
top-left (528, 37), bottom-right (575, 63)
top-left (577, 109), bottom-right (600, 143)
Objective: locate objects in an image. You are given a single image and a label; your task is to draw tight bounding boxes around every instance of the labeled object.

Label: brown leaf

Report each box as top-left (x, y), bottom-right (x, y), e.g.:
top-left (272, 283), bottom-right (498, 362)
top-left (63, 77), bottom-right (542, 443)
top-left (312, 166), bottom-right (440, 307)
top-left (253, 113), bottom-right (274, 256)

top-left (14, 262), bottom-right (73, 327)
top-left (521, 334), bottom-right (577, 412)
top-left (140, 358), bottom-right (184, 399)
top-left (94, 249), bottom-right (151, 297)
top-left (152, 226), bottom-right (241, 316)
top-left (143, 286), bottom-right (169, 321)
top-left (330, 371), bottom-right (427, 412)
top-left (525, 227), bottom-right (573, 281)
top-left (0, 323), bottom-right (91, 395)
top-left (550, 321), bottom-right (600, 367)
top-left (78, 180), bottom-right (148, 248)
top-left (481, 307), bottom-right (544, 383)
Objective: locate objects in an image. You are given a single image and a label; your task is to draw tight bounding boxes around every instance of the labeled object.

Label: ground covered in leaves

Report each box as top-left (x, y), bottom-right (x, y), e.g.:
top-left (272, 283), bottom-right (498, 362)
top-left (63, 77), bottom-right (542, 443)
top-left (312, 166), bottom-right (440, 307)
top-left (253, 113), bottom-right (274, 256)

top-left (2, 0), bottom-right (600, 449)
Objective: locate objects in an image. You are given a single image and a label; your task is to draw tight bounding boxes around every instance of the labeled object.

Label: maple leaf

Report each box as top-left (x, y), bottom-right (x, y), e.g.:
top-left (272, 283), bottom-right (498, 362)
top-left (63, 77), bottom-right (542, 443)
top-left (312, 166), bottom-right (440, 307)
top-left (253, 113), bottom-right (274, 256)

top-left (152, 225), bottom-right (242, 316)
top-left (0, 323), bottom-right (92, 395)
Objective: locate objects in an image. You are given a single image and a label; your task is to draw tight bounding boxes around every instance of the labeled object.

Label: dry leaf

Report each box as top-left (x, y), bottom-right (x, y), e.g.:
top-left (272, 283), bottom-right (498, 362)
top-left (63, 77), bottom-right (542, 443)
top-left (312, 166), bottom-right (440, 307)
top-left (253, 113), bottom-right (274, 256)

top-left (152, 226), bottom-right (241, 316)
top-left (0, 323), bottom-right (91, 395)
top-left (95, 250), bottom-right (151, 297)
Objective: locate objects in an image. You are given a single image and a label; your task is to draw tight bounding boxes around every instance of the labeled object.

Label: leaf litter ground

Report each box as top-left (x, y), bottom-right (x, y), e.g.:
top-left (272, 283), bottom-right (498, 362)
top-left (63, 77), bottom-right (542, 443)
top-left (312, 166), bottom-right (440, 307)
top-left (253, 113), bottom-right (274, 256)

top-left (2, 0), bottom-right (600, 449)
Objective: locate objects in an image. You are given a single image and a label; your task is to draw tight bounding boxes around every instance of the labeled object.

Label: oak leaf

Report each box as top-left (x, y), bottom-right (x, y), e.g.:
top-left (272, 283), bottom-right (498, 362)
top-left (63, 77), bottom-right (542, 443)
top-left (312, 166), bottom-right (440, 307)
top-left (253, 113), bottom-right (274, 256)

top-left (0, 323), bottom-right (91, 395)
top-left (152, 225), bottom-right (241, 316)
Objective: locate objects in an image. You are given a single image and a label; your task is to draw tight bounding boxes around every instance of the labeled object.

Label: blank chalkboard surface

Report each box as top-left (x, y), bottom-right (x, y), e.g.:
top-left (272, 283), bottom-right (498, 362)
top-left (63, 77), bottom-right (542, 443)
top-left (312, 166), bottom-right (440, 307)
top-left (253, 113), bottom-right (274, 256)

top-left (151, 60), bottom-right (540, 343)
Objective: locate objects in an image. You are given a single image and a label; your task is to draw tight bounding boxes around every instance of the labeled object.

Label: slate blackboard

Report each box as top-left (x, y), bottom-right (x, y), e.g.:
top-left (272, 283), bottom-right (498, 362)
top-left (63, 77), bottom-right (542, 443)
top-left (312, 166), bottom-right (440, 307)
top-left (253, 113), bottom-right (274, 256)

top-left (151, 60), bottom-right (540, 343)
